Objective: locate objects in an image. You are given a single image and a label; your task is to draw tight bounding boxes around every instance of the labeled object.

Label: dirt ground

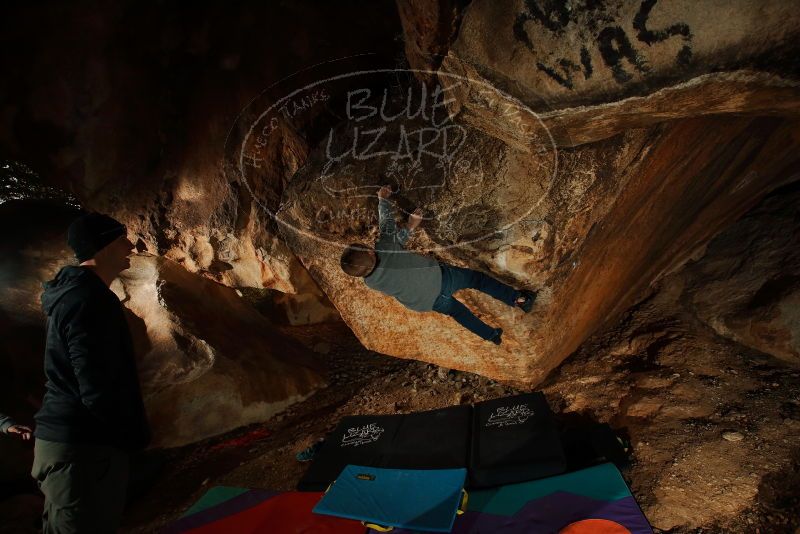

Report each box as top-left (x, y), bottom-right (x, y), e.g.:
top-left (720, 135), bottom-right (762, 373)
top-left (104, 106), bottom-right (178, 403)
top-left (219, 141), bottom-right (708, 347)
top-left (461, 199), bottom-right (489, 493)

top-left (540, 284), bottom-right (800, 534)
top-left (119, 304), bottom-right (800, 534)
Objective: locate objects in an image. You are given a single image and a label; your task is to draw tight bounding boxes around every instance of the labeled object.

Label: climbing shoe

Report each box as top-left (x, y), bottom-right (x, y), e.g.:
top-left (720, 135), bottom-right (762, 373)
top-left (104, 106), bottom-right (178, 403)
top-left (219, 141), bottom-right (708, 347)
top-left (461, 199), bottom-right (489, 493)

top-left (296, 439), bottom-right (324, 462)
top-left (515, 290), bottom-right (537, 313)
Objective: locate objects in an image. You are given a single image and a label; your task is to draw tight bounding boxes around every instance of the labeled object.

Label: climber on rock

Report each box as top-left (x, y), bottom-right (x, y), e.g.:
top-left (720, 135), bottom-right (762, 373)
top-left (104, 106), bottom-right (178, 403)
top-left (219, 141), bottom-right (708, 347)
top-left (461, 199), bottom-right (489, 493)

top-left (340, 184), bottom-right (536, 345)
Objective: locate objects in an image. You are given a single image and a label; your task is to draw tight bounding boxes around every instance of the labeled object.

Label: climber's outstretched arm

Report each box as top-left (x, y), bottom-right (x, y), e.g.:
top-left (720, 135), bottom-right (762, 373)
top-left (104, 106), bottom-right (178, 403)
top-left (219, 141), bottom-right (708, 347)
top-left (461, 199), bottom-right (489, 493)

top-left (397, 208), bottom-right (423, 246)
top-left (377, 185), bottom-right (397, 237)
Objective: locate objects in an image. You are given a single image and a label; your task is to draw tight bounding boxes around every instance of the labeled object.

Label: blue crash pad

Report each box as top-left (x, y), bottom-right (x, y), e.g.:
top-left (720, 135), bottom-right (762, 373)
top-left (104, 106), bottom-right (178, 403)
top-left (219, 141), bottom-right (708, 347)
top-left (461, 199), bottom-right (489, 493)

top-left (313, 465), bottom-right (467, 532)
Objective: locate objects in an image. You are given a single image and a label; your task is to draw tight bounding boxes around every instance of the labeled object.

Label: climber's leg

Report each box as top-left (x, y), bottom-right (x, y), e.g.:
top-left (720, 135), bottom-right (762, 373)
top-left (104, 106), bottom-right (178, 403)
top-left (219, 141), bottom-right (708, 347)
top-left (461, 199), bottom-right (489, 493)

top-left (440, 264), bottom-right (519, 306)
top-left (432, 292), bottom-right (499, 341)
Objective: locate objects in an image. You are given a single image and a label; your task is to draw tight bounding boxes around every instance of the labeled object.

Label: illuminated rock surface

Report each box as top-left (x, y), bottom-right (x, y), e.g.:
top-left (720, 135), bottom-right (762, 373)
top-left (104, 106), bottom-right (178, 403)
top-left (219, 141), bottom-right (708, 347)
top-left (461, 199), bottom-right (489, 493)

top-left (276, 0), bottom-right (800, 383)
top-left (0, 201), bottom-right (324, 448)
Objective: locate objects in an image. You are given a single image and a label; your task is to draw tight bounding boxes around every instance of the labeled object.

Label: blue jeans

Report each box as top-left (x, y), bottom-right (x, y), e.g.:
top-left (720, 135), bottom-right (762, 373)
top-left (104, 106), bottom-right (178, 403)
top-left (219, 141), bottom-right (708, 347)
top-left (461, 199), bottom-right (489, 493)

top-left (432, 264), bottom-right (520, 340)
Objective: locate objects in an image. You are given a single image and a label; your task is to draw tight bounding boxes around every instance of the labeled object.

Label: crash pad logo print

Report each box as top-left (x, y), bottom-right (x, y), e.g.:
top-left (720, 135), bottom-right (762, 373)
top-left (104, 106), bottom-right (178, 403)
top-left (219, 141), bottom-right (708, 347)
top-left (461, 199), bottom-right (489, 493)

top-left (486, 404), bottom-right (535, 427)
top-left (341, 423), bottom-right (385, 447)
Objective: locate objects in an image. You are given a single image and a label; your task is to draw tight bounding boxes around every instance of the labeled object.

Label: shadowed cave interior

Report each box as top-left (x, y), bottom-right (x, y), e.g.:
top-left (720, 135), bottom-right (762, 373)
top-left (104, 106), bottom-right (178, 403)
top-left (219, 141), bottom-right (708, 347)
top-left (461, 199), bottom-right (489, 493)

top-left (0, 1), bottom-right (799, 532)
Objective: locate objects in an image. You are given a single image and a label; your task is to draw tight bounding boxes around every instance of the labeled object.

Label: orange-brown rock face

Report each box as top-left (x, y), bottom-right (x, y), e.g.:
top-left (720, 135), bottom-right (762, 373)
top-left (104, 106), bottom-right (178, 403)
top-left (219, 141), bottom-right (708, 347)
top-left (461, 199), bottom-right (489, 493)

top-left (536, 116), bottom-right (800, 382)
top-left (274, 0), bottom-right (800, 384)
top-left (279, 113), bottom-right (799, 384)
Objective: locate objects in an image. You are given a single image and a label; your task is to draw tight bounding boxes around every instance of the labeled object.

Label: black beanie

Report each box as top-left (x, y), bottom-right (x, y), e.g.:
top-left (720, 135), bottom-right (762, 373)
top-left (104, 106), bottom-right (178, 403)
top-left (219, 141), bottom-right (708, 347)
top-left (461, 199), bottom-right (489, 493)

top-left (67, 212), bottom-right (127, 262)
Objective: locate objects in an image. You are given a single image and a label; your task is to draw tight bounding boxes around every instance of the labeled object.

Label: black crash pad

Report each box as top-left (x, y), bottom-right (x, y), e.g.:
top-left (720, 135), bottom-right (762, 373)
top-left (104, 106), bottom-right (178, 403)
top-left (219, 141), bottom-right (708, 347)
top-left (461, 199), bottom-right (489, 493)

top-left (297, 404), bottom-right (471, 491)
top-left (468, 392), bottom-right (566, 488)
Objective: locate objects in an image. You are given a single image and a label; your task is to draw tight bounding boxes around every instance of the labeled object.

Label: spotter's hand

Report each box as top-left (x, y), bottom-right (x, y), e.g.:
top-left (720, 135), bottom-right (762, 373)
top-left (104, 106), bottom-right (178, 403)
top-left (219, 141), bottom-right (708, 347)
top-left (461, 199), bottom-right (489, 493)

top-left (7, 425), bottom-right (32, 441)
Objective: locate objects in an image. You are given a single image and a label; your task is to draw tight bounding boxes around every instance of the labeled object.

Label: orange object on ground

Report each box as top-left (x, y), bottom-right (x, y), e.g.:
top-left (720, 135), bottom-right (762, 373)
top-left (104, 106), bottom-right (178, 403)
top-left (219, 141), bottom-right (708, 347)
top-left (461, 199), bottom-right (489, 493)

top-left (560, 518), bottom-right (632, 534)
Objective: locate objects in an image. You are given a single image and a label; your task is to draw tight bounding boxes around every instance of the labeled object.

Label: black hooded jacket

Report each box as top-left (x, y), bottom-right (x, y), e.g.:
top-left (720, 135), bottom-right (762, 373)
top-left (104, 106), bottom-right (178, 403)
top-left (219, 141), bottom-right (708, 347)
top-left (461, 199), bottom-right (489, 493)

top-left (34, 266), bottom-right (150, 451)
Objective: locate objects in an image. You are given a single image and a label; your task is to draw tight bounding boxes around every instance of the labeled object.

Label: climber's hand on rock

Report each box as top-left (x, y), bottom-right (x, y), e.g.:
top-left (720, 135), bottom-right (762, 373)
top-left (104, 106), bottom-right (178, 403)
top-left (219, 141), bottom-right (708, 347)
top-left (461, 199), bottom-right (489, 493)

top-left (407, 208), bottom-right (424, 231)
top-left (377, 185), bottom-right (393, 199)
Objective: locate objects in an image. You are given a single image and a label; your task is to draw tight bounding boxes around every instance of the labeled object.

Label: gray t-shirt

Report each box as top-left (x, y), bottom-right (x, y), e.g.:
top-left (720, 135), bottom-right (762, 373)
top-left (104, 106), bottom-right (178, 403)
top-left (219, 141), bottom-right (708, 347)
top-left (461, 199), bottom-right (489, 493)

top-left (364, 198), bottom-right (442, 312)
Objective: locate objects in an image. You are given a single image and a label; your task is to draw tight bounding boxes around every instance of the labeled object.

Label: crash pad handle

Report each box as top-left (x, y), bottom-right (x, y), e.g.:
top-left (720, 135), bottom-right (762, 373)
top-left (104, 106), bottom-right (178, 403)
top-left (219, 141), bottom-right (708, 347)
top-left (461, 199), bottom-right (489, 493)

top-left (457, 489), bottom-right (469, 515)
top-left (362, 521), bottom-right (393, 532)
top-left (359, 489), bottom-right (468, 530)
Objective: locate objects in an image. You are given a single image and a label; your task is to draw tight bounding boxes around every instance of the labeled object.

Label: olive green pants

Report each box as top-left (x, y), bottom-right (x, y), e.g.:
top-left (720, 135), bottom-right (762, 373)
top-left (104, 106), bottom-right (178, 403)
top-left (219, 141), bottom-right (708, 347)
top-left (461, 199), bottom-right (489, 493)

top-left (31, 439), bottom-right (129, 534)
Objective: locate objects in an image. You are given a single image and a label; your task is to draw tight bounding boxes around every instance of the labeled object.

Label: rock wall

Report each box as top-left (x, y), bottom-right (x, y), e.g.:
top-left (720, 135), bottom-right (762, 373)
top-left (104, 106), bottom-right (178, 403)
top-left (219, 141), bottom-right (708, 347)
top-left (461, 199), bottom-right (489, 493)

top-left (0, 199), bottom-right (324, 449)
top-left (280, 113), bottom-right (799, 384)
top-left (115, 255), bottom-right (324, 448)
top-left (434, 0), bottom-right (800, 151)
top-left (0, 1), bottom-right (402, 321)
top-left (395, 0), bottom-right (470, 82)
top-left (541, 261), bottom-right (800, 530)
top-left (538, 183), bottom-right (800, 528)
top-left (678, 182), bottom-right (800, 366)
top-left (273, 0), bottom-right (800, 384)
top-left (446, 0), bottom-right (799, 108)
top-left (1, 1), bottom-right (798, 393)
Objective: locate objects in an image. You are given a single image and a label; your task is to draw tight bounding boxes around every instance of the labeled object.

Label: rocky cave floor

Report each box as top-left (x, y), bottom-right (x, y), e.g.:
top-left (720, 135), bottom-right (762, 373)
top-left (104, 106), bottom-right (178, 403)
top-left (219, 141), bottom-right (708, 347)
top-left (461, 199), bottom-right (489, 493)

top-left (122, 313), bottom-right (800, 534)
